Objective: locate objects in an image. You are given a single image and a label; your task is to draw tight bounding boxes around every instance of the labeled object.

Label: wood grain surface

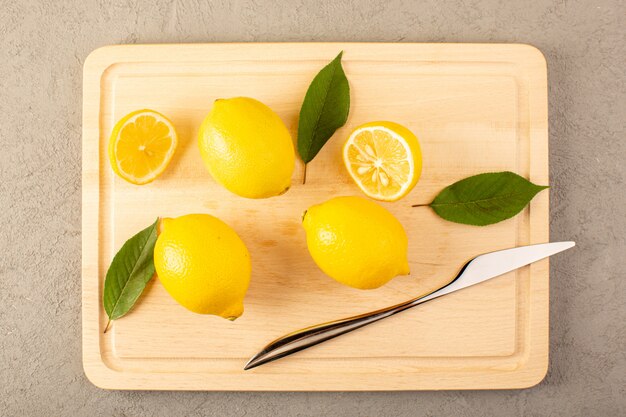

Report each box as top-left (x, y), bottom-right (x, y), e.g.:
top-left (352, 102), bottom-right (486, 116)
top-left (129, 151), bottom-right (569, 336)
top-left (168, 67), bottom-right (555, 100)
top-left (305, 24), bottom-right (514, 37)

top-left (82, 43), bottom-right (549, 390)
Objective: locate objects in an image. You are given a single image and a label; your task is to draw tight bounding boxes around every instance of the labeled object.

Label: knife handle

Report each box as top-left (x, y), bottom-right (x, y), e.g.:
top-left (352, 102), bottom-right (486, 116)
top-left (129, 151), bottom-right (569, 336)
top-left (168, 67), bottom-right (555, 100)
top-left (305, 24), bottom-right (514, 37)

top-left (244, 277), bottom-right (458, 370)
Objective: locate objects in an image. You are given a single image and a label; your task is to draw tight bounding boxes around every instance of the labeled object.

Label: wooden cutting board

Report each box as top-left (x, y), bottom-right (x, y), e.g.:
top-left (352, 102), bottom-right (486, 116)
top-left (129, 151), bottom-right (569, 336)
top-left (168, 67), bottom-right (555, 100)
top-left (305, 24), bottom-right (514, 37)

top-left (82, 43), bottom-right (549, 390)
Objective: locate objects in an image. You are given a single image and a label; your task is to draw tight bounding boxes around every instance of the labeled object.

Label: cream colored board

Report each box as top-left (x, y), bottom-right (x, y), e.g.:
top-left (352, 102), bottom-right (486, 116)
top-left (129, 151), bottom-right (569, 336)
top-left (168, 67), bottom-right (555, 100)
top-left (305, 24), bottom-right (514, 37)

top-left (82, 43), bottom-right (549, 390)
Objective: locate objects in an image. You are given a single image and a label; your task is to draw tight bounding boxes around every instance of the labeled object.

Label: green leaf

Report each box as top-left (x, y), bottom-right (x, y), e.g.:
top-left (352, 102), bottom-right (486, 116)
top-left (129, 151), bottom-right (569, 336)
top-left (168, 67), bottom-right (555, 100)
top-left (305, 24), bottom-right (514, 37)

top-left (426, 172), bottom-right (548, 226)
top-left (103, 218), bottom-right (159, 323)
top-left (297, 51), bottom-right (350, 166)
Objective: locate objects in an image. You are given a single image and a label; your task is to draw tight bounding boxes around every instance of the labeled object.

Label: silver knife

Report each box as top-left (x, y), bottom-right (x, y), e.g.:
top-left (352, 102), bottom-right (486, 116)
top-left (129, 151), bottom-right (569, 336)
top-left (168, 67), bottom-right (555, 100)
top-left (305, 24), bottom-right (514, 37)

top-left (244, 241), bottom-right (575, 370)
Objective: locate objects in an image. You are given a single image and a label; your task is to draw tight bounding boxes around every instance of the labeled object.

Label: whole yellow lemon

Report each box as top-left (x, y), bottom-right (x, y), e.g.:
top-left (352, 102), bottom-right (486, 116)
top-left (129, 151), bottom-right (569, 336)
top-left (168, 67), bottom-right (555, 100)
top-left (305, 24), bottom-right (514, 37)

top-left (198, 97), bottom-right (295, 199)
top-left (302, 196), bottom-right (410, 290)
top-left (154, 214), bottom-right (251, 319)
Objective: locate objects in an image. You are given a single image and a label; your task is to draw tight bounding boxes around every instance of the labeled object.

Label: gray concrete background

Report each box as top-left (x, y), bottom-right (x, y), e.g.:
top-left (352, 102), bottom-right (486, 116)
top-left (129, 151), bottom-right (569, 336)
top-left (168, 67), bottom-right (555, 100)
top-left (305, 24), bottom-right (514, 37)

top-left (1, 0), bottom-right (624, 415)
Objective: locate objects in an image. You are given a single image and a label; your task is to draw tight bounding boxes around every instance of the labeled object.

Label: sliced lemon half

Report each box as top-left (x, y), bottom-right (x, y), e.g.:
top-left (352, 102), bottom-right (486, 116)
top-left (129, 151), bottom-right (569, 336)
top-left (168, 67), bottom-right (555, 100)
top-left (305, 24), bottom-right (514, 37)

top-left (108, 109), bottom-right (178, 185)
top-left (343, 121), bottom-right (422, 202)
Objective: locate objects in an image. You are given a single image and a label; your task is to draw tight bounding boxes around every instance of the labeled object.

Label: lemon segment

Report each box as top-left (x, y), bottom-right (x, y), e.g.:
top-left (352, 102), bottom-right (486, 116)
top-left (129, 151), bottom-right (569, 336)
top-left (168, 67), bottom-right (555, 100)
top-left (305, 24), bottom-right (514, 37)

top-left (343, 121), bottom-right (422, 201)
top-left (154, 214), bottom-right (251, 319)
top-left (302, 196), bottom-right (410, 290)
top-left (108, 109), bottom-right (178, 185)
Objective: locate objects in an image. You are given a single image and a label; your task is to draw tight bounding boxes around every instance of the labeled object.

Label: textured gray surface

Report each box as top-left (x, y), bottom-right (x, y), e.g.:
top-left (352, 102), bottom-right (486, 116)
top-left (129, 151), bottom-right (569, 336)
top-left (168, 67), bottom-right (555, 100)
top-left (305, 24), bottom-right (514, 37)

top-left (1, 0), bottom-right (625, 415)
